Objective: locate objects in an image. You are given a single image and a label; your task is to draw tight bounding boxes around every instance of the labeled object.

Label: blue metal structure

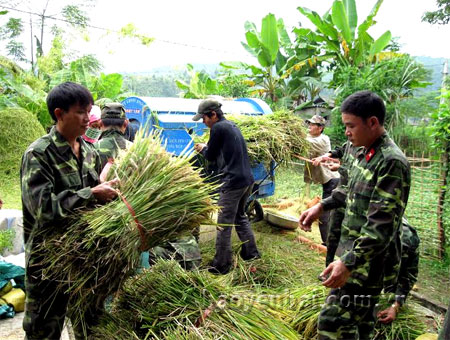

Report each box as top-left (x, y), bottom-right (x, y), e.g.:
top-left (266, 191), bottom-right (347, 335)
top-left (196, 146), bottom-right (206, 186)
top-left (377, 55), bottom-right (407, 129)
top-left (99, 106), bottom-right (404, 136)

top-left (121, 97), bottom-right (275, 220)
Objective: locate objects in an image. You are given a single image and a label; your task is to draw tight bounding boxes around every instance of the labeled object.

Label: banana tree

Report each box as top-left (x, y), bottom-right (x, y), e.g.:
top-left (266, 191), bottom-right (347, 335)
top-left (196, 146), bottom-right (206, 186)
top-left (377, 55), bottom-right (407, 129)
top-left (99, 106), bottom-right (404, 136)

top-left (175, 63), bottom-right (219, 99)
top-left (294, 0), bottom-right (391, 70)
top-left (241, 13), bottom-right (292, 103)
top-left (0, 56), bottom-right (49, 128)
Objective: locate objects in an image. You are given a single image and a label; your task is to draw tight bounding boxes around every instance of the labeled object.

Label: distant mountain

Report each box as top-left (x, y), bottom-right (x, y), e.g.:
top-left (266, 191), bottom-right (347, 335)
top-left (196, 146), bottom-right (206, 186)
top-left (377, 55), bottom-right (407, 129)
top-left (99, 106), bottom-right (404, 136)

top-left (414, 56), bottom-right (448, 92)
top-left (121, 63), bottom-right (220, 77)
top-left (121, 57), bottom-right (448, 98)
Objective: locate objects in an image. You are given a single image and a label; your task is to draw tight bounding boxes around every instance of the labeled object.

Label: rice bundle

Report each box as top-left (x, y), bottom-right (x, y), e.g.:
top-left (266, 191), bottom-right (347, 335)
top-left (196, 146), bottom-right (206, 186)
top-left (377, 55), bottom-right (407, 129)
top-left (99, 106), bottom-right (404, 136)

top-left (196, 110), bottom-right (309, 165)
top-left (273, 287), bottom-right (427, 340)
top-left (37, 131), bottom-right (219, 324)
top-left (92, 259), bottom-right (429, 340)
top-left (92, 260), bottom-right (301, 340)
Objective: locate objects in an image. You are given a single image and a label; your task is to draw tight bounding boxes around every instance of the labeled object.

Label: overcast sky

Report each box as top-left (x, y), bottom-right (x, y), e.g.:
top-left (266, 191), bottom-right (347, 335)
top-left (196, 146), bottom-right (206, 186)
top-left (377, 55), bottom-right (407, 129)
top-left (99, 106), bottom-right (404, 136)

top-left (5, 0), bottom-right (450, 73)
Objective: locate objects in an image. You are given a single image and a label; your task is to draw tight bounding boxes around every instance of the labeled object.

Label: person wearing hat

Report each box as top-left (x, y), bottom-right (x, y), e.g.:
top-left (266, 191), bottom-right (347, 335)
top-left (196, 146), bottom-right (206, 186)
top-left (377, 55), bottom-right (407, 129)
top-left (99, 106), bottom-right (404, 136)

top-left (304, 115), bottom-right (340, 245)
top-left (94, 102), bottom-right (132, 169)
top-left (82, 105), bottom-right (102, 144)
top-left (193, 99), bottom-right (260, 275)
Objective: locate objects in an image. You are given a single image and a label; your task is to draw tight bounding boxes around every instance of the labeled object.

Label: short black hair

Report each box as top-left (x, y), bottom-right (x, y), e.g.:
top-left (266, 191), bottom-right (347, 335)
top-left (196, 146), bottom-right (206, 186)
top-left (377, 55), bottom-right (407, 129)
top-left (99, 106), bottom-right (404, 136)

top-left (341, 90), bottom-right (386, 125)
top-left (46, 82), bottom-right (94, 121)
top-left (205, 107), bottom-right (224, 120)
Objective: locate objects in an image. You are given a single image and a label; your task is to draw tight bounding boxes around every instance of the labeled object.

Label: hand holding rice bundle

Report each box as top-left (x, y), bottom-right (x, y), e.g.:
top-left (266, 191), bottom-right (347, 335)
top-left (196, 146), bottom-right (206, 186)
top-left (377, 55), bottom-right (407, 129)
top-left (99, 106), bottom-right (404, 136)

top-left (37, 131), bottom-right (219, 322)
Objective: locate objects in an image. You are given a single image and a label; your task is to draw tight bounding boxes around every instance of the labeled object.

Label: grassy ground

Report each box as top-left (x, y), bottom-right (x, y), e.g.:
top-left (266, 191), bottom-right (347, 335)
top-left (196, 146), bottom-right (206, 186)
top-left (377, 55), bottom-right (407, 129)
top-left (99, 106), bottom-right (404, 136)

top-left (0, 173), bottom-right (21, 210)
top-left (200, 220), bottom-right (326, 289)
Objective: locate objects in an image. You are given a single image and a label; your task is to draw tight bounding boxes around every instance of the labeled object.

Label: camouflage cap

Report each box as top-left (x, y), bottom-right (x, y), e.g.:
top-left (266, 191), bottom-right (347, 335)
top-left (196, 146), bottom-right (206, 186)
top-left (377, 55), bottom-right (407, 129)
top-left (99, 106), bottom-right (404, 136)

top-left (101, 102), bottom-right (126, 120)
top-left (305, 115), bottom-right (326, 126)
top-left (192, 99), bottom-right (222, 121)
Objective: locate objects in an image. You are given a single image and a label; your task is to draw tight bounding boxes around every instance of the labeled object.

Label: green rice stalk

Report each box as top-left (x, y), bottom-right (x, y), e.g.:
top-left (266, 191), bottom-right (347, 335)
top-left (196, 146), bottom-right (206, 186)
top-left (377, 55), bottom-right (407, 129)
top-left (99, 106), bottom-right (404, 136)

top-left (36, 131), bottom-right (220, 328)
top-left (200, 228), bottom-right (323, 289)
top-left (263, 287), bottom-right (428, 340)
top-left (195, 110), bottom-right (309, 165)
top-left (92, 260), bottom-right (301, 340)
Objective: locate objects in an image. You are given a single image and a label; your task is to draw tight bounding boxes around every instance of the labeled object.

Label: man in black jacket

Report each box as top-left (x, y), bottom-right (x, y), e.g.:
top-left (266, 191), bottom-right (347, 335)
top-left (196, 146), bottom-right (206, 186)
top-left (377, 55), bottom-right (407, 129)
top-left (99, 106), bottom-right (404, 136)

top-left (193, 99), bottom-right (260, 274)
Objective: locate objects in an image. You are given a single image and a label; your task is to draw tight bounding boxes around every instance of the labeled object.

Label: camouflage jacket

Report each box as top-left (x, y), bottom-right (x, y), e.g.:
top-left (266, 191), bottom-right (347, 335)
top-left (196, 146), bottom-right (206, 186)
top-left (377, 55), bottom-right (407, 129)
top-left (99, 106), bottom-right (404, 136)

top-left (322, 133), bottom-right (411, 291)
top-left (20, 127), bottom-right (102, 266)
top-left (383, 219), bottom-right (420, 304)
top-left (94, 129), bottom-right (131, 169)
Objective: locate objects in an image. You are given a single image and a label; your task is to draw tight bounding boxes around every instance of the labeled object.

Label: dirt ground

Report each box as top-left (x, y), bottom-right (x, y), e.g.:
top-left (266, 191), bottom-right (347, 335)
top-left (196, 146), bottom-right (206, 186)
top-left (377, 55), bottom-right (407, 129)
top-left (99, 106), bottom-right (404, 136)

top-left (0, 312), bottom-right (71, 340)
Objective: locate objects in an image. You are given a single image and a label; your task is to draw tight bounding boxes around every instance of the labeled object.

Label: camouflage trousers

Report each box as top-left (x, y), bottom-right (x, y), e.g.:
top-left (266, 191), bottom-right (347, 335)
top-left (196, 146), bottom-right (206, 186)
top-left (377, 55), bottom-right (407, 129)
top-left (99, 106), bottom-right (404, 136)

top-left (319, 178), bottom-right (339, 245)
top-left (325, 207), bottom-right (345, 267)
top-left (318, 287), bottom-right (380, 340)
top-left (23, 269), bottom-right (102, 340)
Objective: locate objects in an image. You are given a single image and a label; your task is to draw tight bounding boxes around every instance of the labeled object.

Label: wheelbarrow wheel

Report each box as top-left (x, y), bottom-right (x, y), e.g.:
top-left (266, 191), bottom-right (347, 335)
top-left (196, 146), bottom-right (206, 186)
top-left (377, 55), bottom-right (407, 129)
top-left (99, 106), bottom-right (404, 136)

top-left (246, 200), bottom-right (264, 222)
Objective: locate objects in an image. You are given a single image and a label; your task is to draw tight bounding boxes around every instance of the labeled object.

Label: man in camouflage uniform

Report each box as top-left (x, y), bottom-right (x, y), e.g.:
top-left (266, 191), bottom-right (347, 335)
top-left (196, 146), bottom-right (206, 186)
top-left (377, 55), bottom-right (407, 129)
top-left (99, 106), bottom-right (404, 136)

top-left (312, 142), bottom-right (360, 267)
top-left (378, 218), bottom-right (420, 323)
top-left (300, 90), bottom-right (411, 339)
top-left (94, 102), bottom-right (132, 169)
top-left (20, 82), bottom-right (118, 340)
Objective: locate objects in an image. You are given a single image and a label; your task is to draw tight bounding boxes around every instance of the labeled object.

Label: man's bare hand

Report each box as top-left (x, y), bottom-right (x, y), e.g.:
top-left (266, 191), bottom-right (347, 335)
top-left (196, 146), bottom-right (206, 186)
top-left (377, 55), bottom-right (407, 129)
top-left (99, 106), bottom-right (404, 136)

top-left (320, 259), bottom-right (351, 288)
top-left (312, 156), bottom-right (327, 167)
top-left (326, 161), bottom-right (341, 171)
top-left (298, 203), bottom-right (323, 231)
top-left (194, 143), bottom-right (206, 152)
top-left (100, 158), bottom-right (114, 183)
top-left (312, 156), bottom-right (340, 171)
top-left (377, 306), bottom-right (397, 324)
top-left (92, 179), bottom-right (119, 203)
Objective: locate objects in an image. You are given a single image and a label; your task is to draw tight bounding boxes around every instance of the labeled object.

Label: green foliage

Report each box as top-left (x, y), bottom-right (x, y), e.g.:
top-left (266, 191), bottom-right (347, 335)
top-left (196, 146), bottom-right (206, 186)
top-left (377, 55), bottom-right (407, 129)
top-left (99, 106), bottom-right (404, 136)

top-left (94, 73), bottom-right (129, 101)
top-left (326, 55), bottom-right (432, 145)
top-left (0, 17), bottom-right (26, 61)
top-left (0, 56), bottom-right (50, 128)
top-left (216, 63), bottom-right (251, 98)
top-left (118, 23), bottom-right (154, 46)
top-left (176, 63), bottom-right (219, 99)
top-left (5, 40), bottom-right (25, 61)
top-left (49, 54), bottom-right (101, 87)
top-left (0, 1), bottom-right (95, 69)
top-left (123, 73), bottom-right (184, 97)
top-left (422, 0), bottom-right (450, 25)
top-left (0, 229), bottom-right (14, 255)
top-left (61, 4), bottom-right (89, 28)
top-left (36, 34), bottom-right (66, 81)
top-left (241, 14), bottom-right (300, 105)
top-left (0, 108), bottom-right (45, 175)
top-left (429, 88), bottom-right (450, 151)
top-left (0, 172), bottom-right (20, 210)
top-left (394, 125), bottom-right (435, 155)
top-left (295, 0), bottom-right (391, 69)
top-left (48, 55), bottom-right (128, 101)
